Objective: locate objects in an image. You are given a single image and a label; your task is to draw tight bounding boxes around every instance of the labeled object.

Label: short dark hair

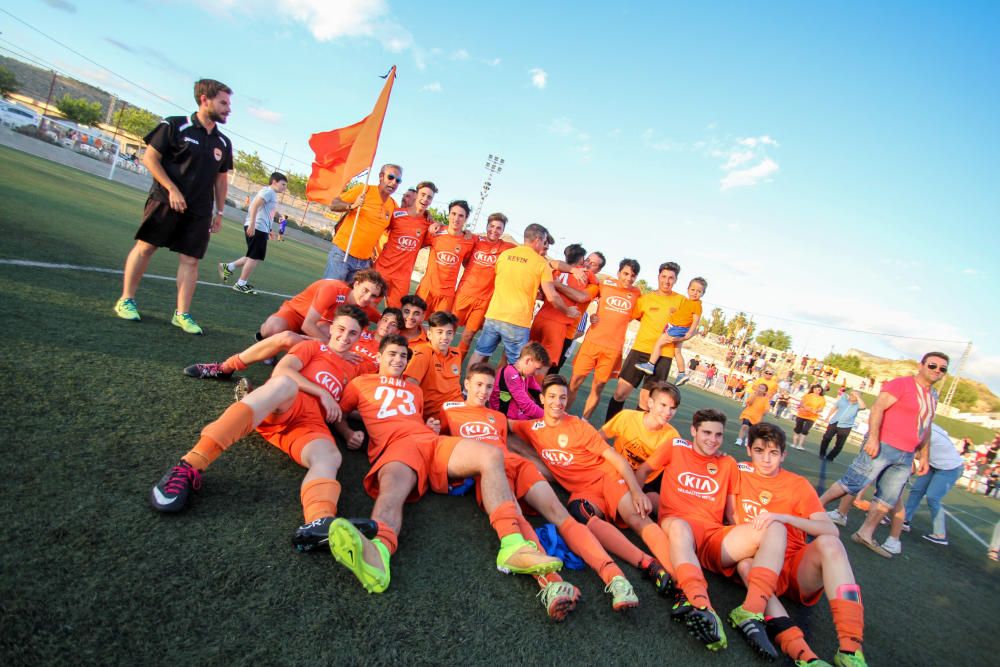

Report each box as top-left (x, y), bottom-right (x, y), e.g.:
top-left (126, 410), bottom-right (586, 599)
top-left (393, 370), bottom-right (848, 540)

top-left (647, 381), bottom-right (681, 408)
top-left (564, 243), bottom-right (587, 265)
top-left (542, 373), bottom-right (568, 393)
top-left (415, 181), bottom-right (438, 194)
top-left (692, 408), bottom-right (727, 428)
top-left (405, 187), bottom-right (417, 194)
top-left (400, 294), bottom-right (427, 312)
top-left (590, 251), bottom-right (607, 270)
top-left (748, 422), bottom-right (786, 453)
top-left (520, 341), bottom-right (551, 366)
top-left (334, 304), bottom-right (369, 330)
top-left (619, 258), bottom-right (640, 274)
top-left (449, 200), bottom-right (471, 216)
top-left (352, 268), bottom-right (387, 298)
top-left (690, 277), bottom-right (707, 290)
top-left (658, 261), bottom-right (681, 276)
top-left (381, 307), bottom-right (404, 329)
top-left (467, 362), bottom-right (496, 379)
top-left (487, 212), bottom-right (508, 226)
top-left (810, 383), bottom-right (824, 393)
top-left (524, 223), bottom-right (550, 244)
top-left (426, 311), bottom-right (458, 329)
top-left (379, 333), bottom-right (410, 354)
top-left (921, 351), bottom-right (950, 365)
top-left (193, 79), bottom-right (232, 104)
top-left (269, 172), bottom-right (287, 184)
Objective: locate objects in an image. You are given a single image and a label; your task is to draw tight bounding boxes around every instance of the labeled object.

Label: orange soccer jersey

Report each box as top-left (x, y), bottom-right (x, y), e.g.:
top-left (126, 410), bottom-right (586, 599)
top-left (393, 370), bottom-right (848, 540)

top-left (279, 279), bottom-right (379, 329)
top-left (602, 409), bottom-right (682, 480)
top-left (740, 394), bottom-right (771, 425)
top-left (456, 237), bottom-right (516, 302)
top-left (583, 279), bottom-right (641, 351)
top-left (417, 231), bottom-right (476, 299)
top-left (404, 343), bottom-right (463, 420)
top-left (374, 210), bottom-right (433, 305)
top-left (531, 270), bottom-right (596, 364)
top-left (734, 463), bottom-right (825, 554)
top-left (643, 438), bottom-right (740, 526)
top-left (797, 394), bottom-right (826, 421)
top-left (352, 330), bottom-right (381, 375)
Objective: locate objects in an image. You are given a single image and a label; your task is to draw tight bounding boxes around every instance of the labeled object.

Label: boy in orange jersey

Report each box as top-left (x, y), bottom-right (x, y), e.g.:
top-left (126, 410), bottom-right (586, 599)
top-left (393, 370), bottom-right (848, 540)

top-left (733, 423), bottom-right (866, 667)
top-left (792, 384), bottom-right (827, 450)
top-left (636, 277), bottom-right (706, 385)
top-left (182, 271), bottom-right (385, 380)
top-left (415, 200), bottom-right (476, 314)
top-left (330, 335), bottom-right (562, 594)
top-left (568, 258), bottom-right (642, 419)
top-left (634, 409), bottom-right (787, 657)
top-left (150, 306), bottom-right (369, 551)
top-left (374, 181), bottom-right (442, 308)
top-left (399, 294), bottom-right (429, 346)
top-left (441, 364), bottom-right (646, 618)
top-left (454, 213), bottom-right (516, 358)
top-left (530, 243), bottom-right (596, 370)
top-left (404, 311), bottom-right (464, 421)
top-left (351, 308), bottom-right (403, 374)
top-left (735, 382), bottom-right (770, 447)
top-left (600, 381), bottom-right (683, 485)
top-left (511, 375), bottom-right (689, 612)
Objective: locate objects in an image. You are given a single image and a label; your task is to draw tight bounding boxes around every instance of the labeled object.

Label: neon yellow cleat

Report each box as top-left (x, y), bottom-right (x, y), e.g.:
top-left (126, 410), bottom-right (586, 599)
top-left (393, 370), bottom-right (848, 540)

top-left (496, 536), bottom-right (562, 575)
top-left (834, 650), bottom-right (867, 667)
top-left (171, 311), bottom-right (203, 335)
top-left (605, 575), bottom-right (639, 611)
top-left (329, 518), bottom-right (391, 594)
top-left (538, 580), bottom-right (579, 621)
top-left (114, 298), bottom-right (141, 321)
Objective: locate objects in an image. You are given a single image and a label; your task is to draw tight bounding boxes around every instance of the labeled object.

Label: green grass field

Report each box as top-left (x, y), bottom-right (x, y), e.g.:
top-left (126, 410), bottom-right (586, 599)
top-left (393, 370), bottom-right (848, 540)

top-left (1, 145), bottom-right (998, 665)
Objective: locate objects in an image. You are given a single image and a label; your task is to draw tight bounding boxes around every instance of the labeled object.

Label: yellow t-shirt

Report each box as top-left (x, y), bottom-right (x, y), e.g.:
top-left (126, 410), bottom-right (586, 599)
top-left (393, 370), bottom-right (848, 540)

top-left (602, 409), bottom-right (681, 482)
top-left (669, 298), bottom-right (703, 328)
top-left (332, 184), bottom-right (397, 258)
top-left (632, 291), bottom-right (686, 355)
top-left (484, 245), bottom-right (553, 327)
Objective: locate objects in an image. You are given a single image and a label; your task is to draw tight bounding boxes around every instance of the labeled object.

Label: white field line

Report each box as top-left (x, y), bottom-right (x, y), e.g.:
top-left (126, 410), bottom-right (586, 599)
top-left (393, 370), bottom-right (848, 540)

top-left (942, 508), bottom-right (990, 548)
top-left (0, 258), bottom-right (295, 299)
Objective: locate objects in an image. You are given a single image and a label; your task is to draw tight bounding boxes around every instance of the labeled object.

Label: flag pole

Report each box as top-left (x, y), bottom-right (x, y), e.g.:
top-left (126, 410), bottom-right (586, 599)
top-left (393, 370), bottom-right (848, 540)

top-left (341, 66), bottom-right (397, 264)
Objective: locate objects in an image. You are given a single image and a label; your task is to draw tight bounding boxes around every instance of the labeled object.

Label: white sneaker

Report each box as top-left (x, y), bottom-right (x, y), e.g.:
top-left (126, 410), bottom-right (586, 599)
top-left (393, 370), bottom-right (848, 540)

top-left (882, 536), bottom-right (902, 555)
top-left (827, 510), bottom-right (847, 527)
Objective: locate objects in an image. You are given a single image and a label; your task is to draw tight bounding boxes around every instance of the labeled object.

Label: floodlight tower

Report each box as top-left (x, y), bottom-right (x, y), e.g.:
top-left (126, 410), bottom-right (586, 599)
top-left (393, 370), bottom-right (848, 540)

top-left (941, 341), bottom-right (972, 409)
top-left (471, 154), bottom-right (504, 232)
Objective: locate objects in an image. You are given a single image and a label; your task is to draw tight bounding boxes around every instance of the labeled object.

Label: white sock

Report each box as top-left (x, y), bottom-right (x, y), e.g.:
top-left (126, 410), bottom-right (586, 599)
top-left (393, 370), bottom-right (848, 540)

top-left (236, 279), bottom-right (247, 286)
top-left (227, 262), bottom-right (236, 271)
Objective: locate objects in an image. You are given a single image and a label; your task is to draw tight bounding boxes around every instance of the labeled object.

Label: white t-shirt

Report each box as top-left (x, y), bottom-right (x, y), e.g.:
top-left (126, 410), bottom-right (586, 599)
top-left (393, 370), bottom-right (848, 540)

top-left (245, 186), bottom-right (278, 233)
top-left (928, 424), bottom-right (963, 470)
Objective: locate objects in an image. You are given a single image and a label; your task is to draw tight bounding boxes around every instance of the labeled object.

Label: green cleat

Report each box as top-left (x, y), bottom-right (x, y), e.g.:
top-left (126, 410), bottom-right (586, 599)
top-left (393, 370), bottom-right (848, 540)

top-left (496, 535), bottom-right (562, 575)
top-left (684, 605), bottom-right (728, 651)
top-left (796, 660), bottom-right (833, 667)
top-left (605, 575), bottom-right (639, 611)
top-left (172, 311), bottom-right (204, 335)
top-left (538, 580), bottom-right (580, 621)
top-left (329, 518), bottom-right (391, 593)
top-left (833, 650), bottom-right (867, 667)
top-left (114, 297), bottom-right (141, 321)
top-left (218, 262), bottom-right (233, 282)
top-left (728, 605), bottom-right (778, 660)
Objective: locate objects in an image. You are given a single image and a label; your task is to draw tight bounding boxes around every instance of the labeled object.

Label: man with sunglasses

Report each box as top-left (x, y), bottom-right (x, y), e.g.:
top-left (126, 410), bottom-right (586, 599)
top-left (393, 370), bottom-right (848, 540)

top-left (324, 164), bottom-right (402, 283)
top-left (818, 352), bottom-right (948, 558)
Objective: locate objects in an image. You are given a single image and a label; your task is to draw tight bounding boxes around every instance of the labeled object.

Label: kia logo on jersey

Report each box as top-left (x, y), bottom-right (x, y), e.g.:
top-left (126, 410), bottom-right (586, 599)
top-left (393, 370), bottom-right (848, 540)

top-left (473, 250), bottom-right (498, 265)
top-left (459, 421), bottom-right (499, 440)
top-left (437, 251), bottom-right (460, 266)
top-left (396, 236), bottom-right (419, 252)
top-left (314, 371), bottom-right (344, 398)
top-left (541, 449), bottom-right (574, 466)
top-left (677, 472), bottom-right (720, 495)
top-left (606, 295), bottom-right (632, 312)
top-left (741, 499), bottom-right (761, 519)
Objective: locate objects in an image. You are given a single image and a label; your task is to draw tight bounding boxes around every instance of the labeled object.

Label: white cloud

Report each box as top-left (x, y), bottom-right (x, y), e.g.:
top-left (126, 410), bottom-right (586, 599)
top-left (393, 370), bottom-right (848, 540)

top-left (641, 128), bottom-right (684, 152)
top-left (738, 135), bottom-right (779, 148)
top-left (529, 68), bottom-right (548, 89)
top-left (247, 107), bottom-right (282, 123)
top-left (722, 150), bottom-right (755, 170)
top-left (484, 57), bottom-right (502, 67)
top-left (548, 117), bottom-right (575, 136)
top-left (420, 82), bottom-right (442, 93)
top-left (963, 268), bottom-right (978, 276)
top-left (720, 158), bottom-right (779, 190)
top-left (547, 117), bottom-right (591, 162)
top-left (608, 128), bottom-right (621, 138)
top-left (450, 48), bottom-right (469, 60)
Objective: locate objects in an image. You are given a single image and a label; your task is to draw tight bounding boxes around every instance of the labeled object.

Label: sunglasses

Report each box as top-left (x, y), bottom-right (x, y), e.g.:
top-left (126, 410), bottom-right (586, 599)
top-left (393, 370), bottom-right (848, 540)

top-left (926, 363), bottom-right (948, 372)
top-left (385, 174), bottom-right (402, 183)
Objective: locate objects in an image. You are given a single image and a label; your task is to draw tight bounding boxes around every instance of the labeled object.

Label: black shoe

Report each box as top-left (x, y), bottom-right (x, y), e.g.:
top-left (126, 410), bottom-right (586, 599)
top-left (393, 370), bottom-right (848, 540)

top-left (671, 590), bottom-right (692, 621)
top-left (183, 362), bottom-right (233, 380)
top-left (150, 460), bottom-right (202, 512)
top-left (644, 559), bottom-right (674, 597)
top-left (684, 606), bottom-right (727, 650)
top-left (729, 605), bottom-right (779, 660)
top-left (293, 517), bottom-right (377, 553)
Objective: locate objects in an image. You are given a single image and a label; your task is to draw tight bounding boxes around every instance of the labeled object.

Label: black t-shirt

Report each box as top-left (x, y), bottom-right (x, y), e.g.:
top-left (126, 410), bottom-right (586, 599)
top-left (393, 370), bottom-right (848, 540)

top-left (688, 359), bottom-right (700, 371)
top-left (144, 113), bottom-right (233, 217)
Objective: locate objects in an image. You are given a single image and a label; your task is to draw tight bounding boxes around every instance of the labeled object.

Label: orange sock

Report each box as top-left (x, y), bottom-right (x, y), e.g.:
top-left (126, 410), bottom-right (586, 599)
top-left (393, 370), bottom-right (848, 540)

top-left (586, 517), bottom-right (650, 568)
top-left (220, 353), bottom-right (249, 374)
top-left (743, 566), bottom-right (780, 614)
top-left (374, 521), bottom-right (398, 555)
top-left (181, 402), bottom-right (255, 470)
top-left (639, 523), bottom-right (676, 575)
top-left (773, 624), bottom-right (818, 662)
top-left (560, 518), bottom-right (622, 584)
top-left (300, 478), bottom-right (341, 522)
top-left (488, 501), bottom-right (521, 540)
top-left (829, 599), bottom-right (865, 653)
top-left (675, 562), bottom-right (712, 609)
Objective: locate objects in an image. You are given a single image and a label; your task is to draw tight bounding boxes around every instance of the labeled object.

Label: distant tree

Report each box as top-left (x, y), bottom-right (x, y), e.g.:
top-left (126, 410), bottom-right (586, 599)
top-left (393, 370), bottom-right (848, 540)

top-left (56, 94), bottom-right (103, 126)
top-left (233, 150), bottom-right (269, 184)
top-left (635, 279), bottom-right (653, 294)
top-left (756, 328), bottom-right (793, 351)
top-left (726, 312), bottom-right (750, 339)
top-left (426, 207), bottom-right (448, 226)
top-left (823, 353), bottom-right (869, 376)
top-left (707, 307), bottom-right (727, 335)
top-left (0, 66), bottom-right (18, 97)
top-left (112, 106), bottom-right (160, 138)
top-left (286, 172), bottom-right (308, 198)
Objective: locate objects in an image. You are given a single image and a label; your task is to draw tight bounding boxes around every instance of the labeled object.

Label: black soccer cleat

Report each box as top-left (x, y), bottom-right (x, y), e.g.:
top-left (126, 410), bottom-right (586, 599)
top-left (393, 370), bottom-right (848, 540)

top-left (684, 605), bottom-right (728, 651)
top-left (150, 460), bottom-right (202, 512)
top-left (293, 517), bottom-right (377, 553)
top-left (729, 605), bottom-right (778, 660)
top-left (644, 559), bottom-right (674, 597)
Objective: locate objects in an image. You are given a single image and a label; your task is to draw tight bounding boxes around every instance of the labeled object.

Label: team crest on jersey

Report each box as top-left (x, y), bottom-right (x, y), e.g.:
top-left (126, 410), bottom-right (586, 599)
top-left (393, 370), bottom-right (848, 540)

top-left (473, 250), bottom-right (498, 265)
top-left (213, 147), bottom-right (222, 161)
top-left (677, 472), bottom-right (720, 496)
top-left (487, 414), bottom-right (495, 424)
top-left (336, 295), bottom-right (347, 303)
top-left (459, 421), bottom-right (499, 440)
top-left (314, 371), bottom-right (344, 398)
top-left (605, 296), bottom-right (632, 312)
top-left (395, 236), bottom-right (419, 252)
top-left (437, 251), bottom-right (460, 266)
top-left (451, 365), bottom-right (460, 374)
top-left (706, 462), bottom-right (718, 476)
top-left (759, 490), bottom-right (772, 506)
top-left (541, 449), bottom-right (573, 466)
top-left (557, 434), bottom-right (569, 448)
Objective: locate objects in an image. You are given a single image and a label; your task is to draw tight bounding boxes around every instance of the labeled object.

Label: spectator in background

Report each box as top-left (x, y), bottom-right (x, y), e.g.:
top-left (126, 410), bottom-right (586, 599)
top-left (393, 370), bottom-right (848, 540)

top-left (278, 214), bottom-right (288, 241)
top-left (897, 424), bottom-right (965, 547)
top-left (219, 171), bottom-right (287, 294)
top-left (819, 391), bottom-right (866, 462)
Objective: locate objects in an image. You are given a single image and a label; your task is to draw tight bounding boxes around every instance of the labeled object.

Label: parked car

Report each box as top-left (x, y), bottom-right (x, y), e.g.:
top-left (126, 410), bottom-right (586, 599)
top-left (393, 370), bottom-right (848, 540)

top-left (0, 103), bottom-right (40, 129)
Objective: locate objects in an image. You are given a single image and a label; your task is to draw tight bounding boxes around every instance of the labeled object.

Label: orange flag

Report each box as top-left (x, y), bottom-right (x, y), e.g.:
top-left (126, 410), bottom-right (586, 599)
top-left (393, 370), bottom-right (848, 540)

top-left (306, 66), bottom-right (396, 205)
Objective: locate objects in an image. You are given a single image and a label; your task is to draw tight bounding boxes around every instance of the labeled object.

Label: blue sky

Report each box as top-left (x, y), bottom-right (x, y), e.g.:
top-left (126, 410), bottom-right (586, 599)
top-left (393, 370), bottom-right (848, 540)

top-left (4, 1), bottom-right (999, 394)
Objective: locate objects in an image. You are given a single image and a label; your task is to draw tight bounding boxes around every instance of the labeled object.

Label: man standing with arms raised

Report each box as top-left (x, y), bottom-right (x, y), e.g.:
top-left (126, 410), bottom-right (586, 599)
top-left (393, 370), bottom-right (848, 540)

top-left (606, 262), bottom-right (684, 420)
top-left (114, 79), bottom-right (233, 335)
top-left (466, 223), bottom-right (578, 369)
top-left (324, 164), bottom-right (401, 283)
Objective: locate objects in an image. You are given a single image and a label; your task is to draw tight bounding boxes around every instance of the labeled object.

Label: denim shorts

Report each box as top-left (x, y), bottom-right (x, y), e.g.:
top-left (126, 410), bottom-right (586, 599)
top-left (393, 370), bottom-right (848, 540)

top-left (839, 440), bottom-right (914, 508)
top-left (323, 244), bottom-right (371, 283)
top-left (474, 319), bottom-right (529, 361)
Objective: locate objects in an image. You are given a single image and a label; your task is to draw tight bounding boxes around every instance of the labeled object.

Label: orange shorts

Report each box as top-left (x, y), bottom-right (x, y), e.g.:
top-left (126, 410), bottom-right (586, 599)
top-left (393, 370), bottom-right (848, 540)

top-left (416, 286), bottom-right (455, 316)
top-left (383, 275), bottom-right (411, 309)
top-left (273, 304), bottom-right (306, 333)
top-left (255, 393), bottom-right (333, 465)
top-left (475, 451), bottom-right (546, 507)
top-left (572, 340), bottom-right (620, 384)
top-left (364, 433), bottom-right (461, 502)
top-left (569, 473), bottom-right (630, 524)
top-left (529, 315), bottom-right (567, 367)
top-left (664, 517), bottom-right (737, 578)
top-left (454, 293), bottom-right (490, 331)
top-left (776, 544), bottom-right (823, 606)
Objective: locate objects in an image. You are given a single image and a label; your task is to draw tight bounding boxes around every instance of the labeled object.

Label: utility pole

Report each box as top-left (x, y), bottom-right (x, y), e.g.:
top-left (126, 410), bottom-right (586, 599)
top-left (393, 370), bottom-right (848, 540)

top-left (105, 94), bottom-right (117, 125)
top-left (42, 70), bottom-right (56, 118)
top-left (941, 341), bottom-right (972, 409)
